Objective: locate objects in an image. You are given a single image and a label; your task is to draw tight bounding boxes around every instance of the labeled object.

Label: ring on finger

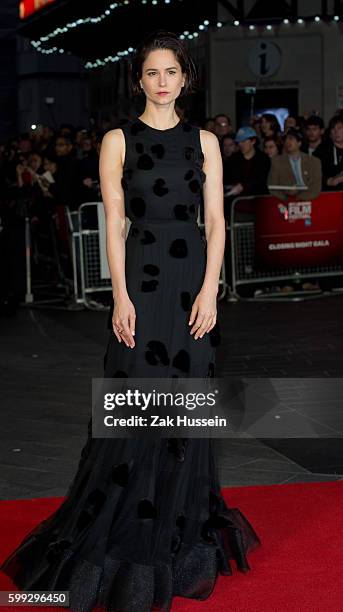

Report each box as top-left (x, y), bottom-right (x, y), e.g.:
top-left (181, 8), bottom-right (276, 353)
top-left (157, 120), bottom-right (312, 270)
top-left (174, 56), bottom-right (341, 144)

top-left (199, 317), bottom-right (214, 337)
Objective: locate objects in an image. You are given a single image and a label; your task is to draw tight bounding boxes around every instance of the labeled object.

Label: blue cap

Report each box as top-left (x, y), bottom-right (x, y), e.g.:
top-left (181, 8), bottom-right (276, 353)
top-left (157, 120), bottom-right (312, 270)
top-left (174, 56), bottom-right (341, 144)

top-left (235, 126), bottom-right (258, 142)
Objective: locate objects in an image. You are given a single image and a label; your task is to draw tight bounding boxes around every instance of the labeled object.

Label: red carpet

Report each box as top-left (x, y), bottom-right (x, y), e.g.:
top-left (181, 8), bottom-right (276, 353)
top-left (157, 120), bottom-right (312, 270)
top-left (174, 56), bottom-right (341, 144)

top-left (1, 481), bottom-right (343, 611)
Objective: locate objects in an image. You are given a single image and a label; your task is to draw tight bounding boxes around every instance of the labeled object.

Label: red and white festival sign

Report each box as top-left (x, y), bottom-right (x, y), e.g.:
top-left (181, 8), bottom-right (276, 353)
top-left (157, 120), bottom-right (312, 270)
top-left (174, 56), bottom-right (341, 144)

top-left (19, 0), bottom-right (56, 19)
top-left (254, 193), bottom-right (343, 267)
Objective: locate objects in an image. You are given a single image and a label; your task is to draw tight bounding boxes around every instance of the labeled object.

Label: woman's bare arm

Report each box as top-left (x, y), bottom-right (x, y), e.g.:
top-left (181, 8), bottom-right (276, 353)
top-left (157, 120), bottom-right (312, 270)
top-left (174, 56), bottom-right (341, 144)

top-left (200, 129), bottom-right (226, 292)
top-left (188, 130), bottom-right (226, 339)
top-left (99, 129), bottom-right (127, 300)
top-left (99, 129), bottom-right (135, 347)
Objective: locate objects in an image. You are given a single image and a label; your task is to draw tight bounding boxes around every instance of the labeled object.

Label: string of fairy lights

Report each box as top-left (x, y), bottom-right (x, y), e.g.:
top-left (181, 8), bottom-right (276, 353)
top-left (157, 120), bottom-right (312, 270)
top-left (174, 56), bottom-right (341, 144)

top-left (28, 0), bottom-right (342, 70)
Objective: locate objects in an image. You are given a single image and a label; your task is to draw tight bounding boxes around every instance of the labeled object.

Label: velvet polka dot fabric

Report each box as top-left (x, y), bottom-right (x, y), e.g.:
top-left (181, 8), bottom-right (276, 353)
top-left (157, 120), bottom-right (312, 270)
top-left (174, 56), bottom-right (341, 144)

top-left (0, 117), bottom-right (261, 611)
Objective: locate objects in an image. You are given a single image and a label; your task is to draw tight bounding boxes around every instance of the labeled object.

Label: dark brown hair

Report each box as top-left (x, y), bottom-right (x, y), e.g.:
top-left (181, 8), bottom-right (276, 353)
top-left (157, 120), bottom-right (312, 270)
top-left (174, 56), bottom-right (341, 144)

top-left (263, 135), bottom-right (282, 154)
top-left (129, 29), bottom-right (198, 97)
top-left (261, 113), bottom-right (281, 136)
top-left (329, 115), bottom-right (343, 131)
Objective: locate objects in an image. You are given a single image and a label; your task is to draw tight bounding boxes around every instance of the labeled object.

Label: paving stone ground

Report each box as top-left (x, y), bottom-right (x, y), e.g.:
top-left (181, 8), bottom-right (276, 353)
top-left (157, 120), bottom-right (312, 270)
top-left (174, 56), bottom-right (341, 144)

top-left (1, 296), bottom-right (342, 500)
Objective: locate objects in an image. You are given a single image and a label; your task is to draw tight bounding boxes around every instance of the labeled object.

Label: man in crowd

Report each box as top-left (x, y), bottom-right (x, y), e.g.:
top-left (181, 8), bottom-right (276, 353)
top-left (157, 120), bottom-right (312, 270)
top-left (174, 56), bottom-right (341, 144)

top-left (284, 115), bottom-right (298, 132)
top-left (268, 127), bottom-right (322, 201)
top-left (313, 115), bottom-right (343, 190)
top-left (227, 126), bottom-right (271, 197)
top-left (213, 114), bottom-right (234, 141)
top-left (221, 134), bottom-right (237, 186)
top-left (221, 134), bottom-right (237, 159)
top-left (303, 115), bottom-right (325, 156)
top-left (77, 134), bottom-right (100, 203)
top-left (52, 135), bottom-right (80, 210)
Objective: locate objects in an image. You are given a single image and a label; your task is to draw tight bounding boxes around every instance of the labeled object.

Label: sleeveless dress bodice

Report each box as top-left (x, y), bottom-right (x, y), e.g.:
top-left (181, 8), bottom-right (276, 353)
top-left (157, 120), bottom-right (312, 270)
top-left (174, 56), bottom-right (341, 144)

top-left (121, 117), bottom-right (206, 223)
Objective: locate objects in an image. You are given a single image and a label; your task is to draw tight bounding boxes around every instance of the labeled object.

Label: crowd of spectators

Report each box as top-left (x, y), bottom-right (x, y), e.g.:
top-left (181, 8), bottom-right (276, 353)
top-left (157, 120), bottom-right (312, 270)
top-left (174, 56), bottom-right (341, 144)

top-left (1, 108), bottom-right (343, 311)
top-left (204, 109), bottom-right (343, 295)
top-left (206, 110), bottom-right (343, 219)
top-left (0, 124), bottom-right (103, 312)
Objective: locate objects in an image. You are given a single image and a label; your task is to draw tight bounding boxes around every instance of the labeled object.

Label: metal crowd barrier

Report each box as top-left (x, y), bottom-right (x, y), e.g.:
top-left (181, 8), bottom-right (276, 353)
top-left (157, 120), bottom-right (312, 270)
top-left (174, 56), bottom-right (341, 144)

top-left (65, 202), bottom-right (112, 309)
top-left (25, 204), bottom-right (77, 306)
top-left (68, 202), bottom-right (228, 309)
top-left (229, 193), bottom-right (343, 300)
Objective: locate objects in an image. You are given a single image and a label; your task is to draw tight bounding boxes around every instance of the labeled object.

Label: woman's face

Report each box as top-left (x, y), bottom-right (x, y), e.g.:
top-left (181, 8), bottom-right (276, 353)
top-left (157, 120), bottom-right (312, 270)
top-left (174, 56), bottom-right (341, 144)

top-left (261, 117), bottom-right (272, 134)
top-left (82, 138), bottom-right (93, 152)
top-left (139, 49), bottom-right (185, 105)
top-left (18, 155), bottom-right (29, 167)
top-left (264, 140), bottom-right (279, 158)
top-left (75, 130), bottom-right (85, 145)
top-left (18, 138), bottom-right (32, 153)
top-left (285, 116), bottom-right (297, 130)
top-left (43, 126), bottom-right (53, 141)
top-left (43, 158), bottom-right (57, 174)
top-left (252, 120), bottom-right (262, 136)
top-left (28, 153), bottom-right (42, 172)
top-left (222, 137), bottom-right (236, 157)
top-left (204, 119), bottom-right (215, 132)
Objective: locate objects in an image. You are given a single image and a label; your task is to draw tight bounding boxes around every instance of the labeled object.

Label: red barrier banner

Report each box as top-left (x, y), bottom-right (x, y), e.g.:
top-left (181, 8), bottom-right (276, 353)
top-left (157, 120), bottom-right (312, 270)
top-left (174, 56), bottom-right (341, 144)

top-left (19, 0), bottom-right (56, 19)
top-left (254, 193), bottom-right (343, 267)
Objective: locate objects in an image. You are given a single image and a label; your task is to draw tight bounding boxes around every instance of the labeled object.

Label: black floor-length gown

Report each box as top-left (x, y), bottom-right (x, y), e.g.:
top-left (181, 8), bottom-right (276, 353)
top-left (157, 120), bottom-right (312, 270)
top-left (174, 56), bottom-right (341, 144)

top-left (0, 117), bottom-right (261, 611)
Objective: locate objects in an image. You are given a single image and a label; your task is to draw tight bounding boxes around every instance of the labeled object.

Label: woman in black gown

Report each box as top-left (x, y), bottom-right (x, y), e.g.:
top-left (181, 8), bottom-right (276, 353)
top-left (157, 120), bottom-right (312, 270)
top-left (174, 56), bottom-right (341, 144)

top-left (0, 30), bottom-right (261, 611)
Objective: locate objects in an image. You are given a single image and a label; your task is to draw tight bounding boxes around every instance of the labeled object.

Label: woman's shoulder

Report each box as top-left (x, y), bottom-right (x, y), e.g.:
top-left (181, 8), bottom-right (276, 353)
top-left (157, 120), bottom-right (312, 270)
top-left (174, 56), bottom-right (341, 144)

top-left (198, 127), bottom-right (217, 142)
top-left (102, 127), bottom-right (125, 143)
top-left (198, 128), bottom-right (220, 158)
top-left (100, 128), bottom-right (126, 166)
top-left (102, 119), bottom-right (133, 140)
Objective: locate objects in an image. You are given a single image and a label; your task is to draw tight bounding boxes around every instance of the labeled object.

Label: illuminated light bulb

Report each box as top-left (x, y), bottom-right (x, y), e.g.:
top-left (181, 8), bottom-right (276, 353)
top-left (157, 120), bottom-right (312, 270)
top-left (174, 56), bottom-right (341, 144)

top-left (32, 8), bottom-right (217, 68)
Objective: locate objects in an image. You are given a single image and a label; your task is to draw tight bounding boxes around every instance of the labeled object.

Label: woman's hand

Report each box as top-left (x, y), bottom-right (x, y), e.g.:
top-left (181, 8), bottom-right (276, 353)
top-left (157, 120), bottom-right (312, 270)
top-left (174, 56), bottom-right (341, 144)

top-left (112, 294), bottom-right (136, 348)
top-left (328, 175), bottom-right (343, 187)
top-left (83, 177), bottom-right (93, 188)
top-left (189, 287), bottom-right (217, 339)
top-left (231, 183), bottom-right (244, 196)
